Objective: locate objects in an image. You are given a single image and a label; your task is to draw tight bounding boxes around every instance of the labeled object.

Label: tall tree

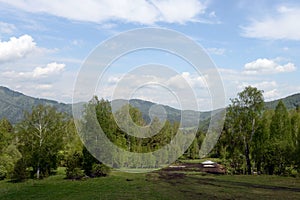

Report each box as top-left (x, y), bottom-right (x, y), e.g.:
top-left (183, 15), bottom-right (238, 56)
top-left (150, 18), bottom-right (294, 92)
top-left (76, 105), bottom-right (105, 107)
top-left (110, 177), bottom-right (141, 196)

top-left (17, 105), bottom-right (67, 179)
top-left (268, 101), bottom-right (292, 175)
top-left (252, 110), bottom-right (273, 173)
top-left (294, 107), bottom-right (300, 171)
top-left (291, 108), bottom-right (300, 153)
top-left (0, 118), bottom-right (21, 179)
top-left (0, 118), bottom-right (12, 154)
top-left (226, 86), bottom-right (264, 174)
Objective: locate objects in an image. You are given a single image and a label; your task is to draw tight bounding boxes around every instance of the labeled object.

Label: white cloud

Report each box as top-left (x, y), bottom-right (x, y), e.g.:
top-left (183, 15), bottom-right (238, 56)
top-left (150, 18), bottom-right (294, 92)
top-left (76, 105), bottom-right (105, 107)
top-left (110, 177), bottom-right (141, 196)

top-left (180, 71), bottom-right (207, 89)
top-left (35, 84), bottom-right (53, 90)
top-left (242, 6), bottom-right (300, 40)
top-left (0, 22), bottom-right (16, 34)
top-left (99, 23), bottom-right (117, 30)
top-left (243, 58), bottom-right (296, 75)
top-left (238, 81), bottom-right (277, 91)
top-left (238, 81), bottom-right (280, 101)
top-left (2, 62), bottom-right (65, 78)
top-left (33, 62), bottom-right (65, 78)
top-left (253, 81), bottom-right (277, 89)
top-left (0, 0), bottom-right (206, 25)
top-left (97, 71), bottom-right (210, 110)
top-left (264, 89), bottom-right (280, 100)
top-left (206, 47), bottom-right (225, 55)
top-left (71, 39), bottom-right (84, 46)
top-left (209, 11), bottom-right (216, 18)
top-left (0, 34), bottom-right (36, 63)
top-left (108, 75), bottom-right (121, 85)
top-left (218, 67), bottom-right (298, 102)
top-left (151, 0), bottom-right (205, 23)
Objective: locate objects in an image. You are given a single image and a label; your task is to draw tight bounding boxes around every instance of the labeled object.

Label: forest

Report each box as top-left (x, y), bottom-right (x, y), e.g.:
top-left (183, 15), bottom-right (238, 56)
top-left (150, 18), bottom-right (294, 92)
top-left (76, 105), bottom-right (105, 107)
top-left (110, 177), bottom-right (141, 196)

top-left (0, 86), bottom-right (300, 182)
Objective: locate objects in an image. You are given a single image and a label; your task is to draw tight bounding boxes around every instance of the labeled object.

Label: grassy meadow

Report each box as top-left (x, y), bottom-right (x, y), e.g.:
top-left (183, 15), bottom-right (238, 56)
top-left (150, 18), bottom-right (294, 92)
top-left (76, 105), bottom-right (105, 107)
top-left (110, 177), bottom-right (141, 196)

top-left (1, 167), bottom-right (300, 200)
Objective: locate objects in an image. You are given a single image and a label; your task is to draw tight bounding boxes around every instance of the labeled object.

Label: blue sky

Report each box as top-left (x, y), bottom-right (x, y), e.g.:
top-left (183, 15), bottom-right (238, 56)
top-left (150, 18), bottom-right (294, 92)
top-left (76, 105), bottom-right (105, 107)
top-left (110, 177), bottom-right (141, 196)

top-left (0, 0), bottom-right (300, 110)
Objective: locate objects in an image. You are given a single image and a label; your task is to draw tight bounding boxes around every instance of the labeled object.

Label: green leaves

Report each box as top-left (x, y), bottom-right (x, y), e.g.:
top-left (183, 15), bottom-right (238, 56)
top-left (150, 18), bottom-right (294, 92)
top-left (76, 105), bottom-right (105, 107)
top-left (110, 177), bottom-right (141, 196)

top-left (226, 86), bottom-right (264, 174)
top-left (16, 105), bottom-right (68, 179)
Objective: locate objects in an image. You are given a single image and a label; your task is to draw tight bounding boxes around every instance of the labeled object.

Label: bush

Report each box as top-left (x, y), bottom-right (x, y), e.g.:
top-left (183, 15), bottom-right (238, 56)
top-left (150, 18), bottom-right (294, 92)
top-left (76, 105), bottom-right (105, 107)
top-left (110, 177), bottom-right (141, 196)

top-left (0, 165), bottom-right (7, 180)
top-left (66, 167), bottom-right (84, 180)
top-left (91, 164), bottom-right (110, 177)
top-left (82, 147), bottom-right (99, 176)
top-left (11, 159), bottom-right (28, 182)
top-left (284, 166), bottom-right (298, 177)
top-left (65, 152), bottom-right (84, 180)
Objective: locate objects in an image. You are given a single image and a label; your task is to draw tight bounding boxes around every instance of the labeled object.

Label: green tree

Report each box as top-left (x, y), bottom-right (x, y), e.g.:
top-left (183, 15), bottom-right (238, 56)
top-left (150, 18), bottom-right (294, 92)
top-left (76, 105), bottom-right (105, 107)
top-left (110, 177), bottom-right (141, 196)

top-left (252, 110), bottom-right (273, 173)
top-left (0, 118), bottom-right (21, 179)
top-left (65, 151), bottom-right (84, 180)
top-left (290, 108), bottom-right (300, 166)
top-left (17, 105), bottom-right (67, 179)
top-left (268, 101), bottom-right (292, 175)
top-left (60, 120), bottom-right (83, 166)
top-left (0, 118), bottom-right (12, 154)
top-left (187, 138), bottom-right (199, 159)
top-left (82, 146), bottom-right (101, 176)
top-left (226, 86), bottom-right (264, 174)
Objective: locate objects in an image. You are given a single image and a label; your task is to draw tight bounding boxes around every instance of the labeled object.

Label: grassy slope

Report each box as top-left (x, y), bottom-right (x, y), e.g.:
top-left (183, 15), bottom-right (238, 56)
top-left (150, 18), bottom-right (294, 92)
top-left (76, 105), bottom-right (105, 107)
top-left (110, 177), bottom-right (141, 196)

top-left (1, 168), bottom-right (300, 200)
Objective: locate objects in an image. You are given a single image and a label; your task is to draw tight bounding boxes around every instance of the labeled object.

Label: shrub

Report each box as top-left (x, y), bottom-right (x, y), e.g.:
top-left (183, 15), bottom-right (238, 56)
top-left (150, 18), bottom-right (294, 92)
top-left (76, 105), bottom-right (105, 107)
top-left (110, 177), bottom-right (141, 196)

top-left (91, 164), bottom-right (110, 177)
top-left (66, 167), bottom-right (84, 180)
top-left (11, 159), bottom-right (28, 182)
top-left (284, 166), bottom-right (298, 177)
top-left (82, 146), bottom-right (99, 176)
top-left (65, 152), bottom-right (84, 180)
top-left (0, 165), bottom-right (7, 180)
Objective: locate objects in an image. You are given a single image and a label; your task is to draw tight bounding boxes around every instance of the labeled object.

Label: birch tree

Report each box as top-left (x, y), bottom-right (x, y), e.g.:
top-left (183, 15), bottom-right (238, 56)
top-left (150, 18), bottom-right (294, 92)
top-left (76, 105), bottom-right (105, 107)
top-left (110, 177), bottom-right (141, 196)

top-left (17, 105), bottom-right (66, 179)
top-left (226, 86), bottom-right (264, 174)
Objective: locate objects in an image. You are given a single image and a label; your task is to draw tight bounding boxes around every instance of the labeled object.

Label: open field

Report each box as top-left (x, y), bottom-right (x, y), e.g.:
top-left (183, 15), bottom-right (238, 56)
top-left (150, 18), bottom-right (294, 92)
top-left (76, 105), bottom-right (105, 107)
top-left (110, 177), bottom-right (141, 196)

top-left (1, 168), bottom-right (300, 200)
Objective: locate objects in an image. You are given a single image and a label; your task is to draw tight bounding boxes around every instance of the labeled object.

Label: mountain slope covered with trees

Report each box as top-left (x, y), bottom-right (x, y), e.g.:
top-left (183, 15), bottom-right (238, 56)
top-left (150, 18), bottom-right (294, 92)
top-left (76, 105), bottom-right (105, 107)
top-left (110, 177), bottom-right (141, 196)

top-left (1, 86), bottom-right (300, 124)
top-left (0, 86), bottom-right (71, 124)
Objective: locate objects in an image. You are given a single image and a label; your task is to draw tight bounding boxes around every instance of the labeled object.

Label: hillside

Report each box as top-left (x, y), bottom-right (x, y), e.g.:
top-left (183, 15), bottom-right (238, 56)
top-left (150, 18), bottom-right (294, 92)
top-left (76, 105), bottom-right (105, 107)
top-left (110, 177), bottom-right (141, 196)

top-left (0, 86), bottom-right (72, 124)
top-left (112, 99), bottom-right (212, 126)
top-left (1, 86), bottom-right (300, 124)
top-left (264, 93), bottom-right (300, 110)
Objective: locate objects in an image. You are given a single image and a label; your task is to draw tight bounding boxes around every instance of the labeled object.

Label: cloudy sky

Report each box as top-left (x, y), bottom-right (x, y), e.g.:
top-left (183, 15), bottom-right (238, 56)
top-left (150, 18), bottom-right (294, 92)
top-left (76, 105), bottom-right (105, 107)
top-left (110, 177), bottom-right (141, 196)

top-left (0, 0), bottom-right (300, 110)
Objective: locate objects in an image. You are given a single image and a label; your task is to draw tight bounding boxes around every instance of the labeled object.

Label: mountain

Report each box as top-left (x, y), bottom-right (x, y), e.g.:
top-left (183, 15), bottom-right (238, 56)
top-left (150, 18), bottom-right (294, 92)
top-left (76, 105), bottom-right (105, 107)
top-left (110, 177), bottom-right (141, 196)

top-left (0, 86), bottom-right (72, 124)
top-left (264, 93), bottom-right (300, 110)
top-left (0, 86), bottom-right (213, 126)
top-left (1, 86), bottom-right (300, 125)
top-left (111, 99), bottom-right (212, 127)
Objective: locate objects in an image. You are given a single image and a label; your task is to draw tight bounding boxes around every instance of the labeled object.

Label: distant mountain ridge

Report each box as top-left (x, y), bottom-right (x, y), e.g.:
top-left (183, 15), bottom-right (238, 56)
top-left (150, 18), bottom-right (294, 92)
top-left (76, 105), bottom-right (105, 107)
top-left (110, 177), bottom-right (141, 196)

top-left (264, 93), bottom-right (300, 110)
top-left (1, 86), bottom-right (300, 124)
top-left (0, 86), bottom-right (72, 124)
top-left (111, 99), bottom-right (212, 126)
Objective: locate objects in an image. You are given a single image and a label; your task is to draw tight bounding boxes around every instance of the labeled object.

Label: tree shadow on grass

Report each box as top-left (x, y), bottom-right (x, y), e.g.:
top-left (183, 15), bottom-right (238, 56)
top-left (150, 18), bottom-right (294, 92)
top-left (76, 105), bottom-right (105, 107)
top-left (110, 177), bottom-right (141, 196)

top-left (188, 176), bottom-right (300, 193)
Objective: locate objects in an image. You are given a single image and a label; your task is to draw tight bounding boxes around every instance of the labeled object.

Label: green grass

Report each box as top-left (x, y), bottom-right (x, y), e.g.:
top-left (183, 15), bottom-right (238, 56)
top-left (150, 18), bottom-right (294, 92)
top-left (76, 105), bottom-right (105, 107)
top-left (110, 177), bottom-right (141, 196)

top-left (0, 168), bottom-right (300, 200)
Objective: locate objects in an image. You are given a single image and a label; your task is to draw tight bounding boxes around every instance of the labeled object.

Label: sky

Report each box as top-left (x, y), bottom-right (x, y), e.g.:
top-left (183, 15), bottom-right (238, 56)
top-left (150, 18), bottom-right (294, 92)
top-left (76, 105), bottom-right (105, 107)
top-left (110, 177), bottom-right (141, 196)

top-left (0, 0), bottom-right (300, 111)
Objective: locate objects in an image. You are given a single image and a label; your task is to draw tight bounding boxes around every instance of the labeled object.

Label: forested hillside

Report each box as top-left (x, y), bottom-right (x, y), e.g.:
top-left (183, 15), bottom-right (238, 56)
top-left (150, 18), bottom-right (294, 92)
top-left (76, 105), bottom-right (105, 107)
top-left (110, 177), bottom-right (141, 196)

top-left (1, 86), bottom-right (300, 125)
top-left (0, 86), bottom-right (71, 124)
top-left (265, 93), bottom-right (300, 110)
top-left (1, 86), bottom-right (300, 182)
top-left (0, 87), bottom-right (212, 124)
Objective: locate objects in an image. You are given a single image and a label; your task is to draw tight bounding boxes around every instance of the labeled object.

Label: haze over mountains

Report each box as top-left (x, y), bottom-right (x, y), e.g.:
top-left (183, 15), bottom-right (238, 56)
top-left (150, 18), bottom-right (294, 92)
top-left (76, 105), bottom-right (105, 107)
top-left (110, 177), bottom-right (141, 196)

top-left (1, 86), bottom-right (300, 124)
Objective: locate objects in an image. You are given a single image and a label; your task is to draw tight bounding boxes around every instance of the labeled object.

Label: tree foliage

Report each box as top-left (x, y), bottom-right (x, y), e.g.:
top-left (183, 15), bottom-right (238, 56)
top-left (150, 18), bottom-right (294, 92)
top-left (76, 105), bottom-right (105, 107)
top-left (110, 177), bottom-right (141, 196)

top-left (16, 105), bottom-right (67, 179)
top-left (0, 118), bottom-right (21, 180)
top-left (225, 86), bottom-right (264, 174)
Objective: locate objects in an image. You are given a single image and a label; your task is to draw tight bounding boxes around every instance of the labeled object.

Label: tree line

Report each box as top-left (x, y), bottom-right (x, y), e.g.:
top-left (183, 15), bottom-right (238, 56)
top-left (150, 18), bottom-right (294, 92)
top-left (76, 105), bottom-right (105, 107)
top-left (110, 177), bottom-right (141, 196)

top-left (213, 86), bottom-right (300, 175)
top-left (0, 97), bottom-right (196, 181)
top-left (0, 86), bottom-right (299, 181)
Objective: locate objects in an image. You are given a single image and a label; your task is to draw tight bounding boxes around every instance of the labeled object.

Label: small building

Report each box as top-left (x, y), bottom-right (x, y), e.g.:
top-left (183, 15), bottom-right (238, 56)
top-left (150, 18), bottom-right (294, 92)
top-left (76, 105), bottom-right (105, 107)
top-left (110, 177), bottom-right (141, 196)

top-left (201, 160), bottom-right (217, 168)
top-left (201, 160), bottom-right (225, 174)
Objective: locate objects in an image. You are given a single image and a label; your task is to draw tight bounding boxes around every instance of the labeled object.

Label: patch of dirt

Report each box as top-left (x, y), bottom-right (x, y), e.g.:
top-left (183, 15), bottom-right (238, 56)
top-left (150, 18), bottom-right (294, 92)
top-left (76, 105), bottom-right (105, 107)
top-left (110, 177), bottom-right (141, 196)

top-left (162, 162), bottom-right (226, 174)
top-left (158, 172), bottom-right (186, 180)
